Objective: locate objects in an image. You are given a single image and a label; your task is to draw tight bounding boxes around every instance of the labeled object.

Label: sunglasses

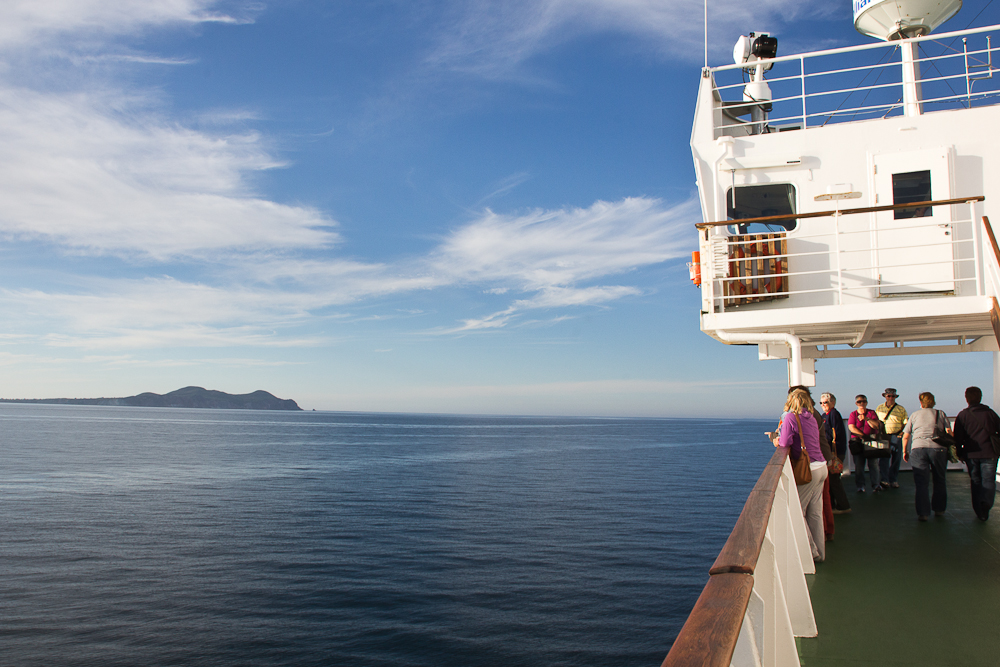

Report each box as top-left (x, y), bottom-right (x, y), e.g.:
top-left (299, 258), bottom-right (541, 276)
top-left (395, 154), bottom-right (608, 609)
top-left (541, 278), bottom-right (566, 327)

top-left (856, 401), bottom-right (867, 404)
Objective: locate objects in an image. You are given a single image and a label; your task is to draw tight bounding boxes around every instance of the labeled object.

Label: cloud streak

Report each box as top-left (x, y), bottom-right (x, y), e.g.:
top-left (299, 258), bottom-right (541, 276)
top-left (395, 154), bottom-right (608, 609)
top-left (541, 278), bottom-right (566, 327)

top-left (0, 0), bottom-right (240, 50)
top-left (0, 86), bottom-right (337, 259)
top-left (427, 0), bottom-right (833, 79)
top-left (0, 0), bottom-right (700, 350)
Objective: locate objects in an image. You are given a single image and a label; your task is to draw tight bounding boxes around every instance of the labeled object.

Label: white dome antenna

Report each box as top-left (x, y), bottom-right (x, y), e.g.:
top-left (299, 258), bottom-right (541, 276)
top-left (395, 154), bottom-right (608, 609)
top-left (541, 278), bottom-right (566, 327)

top-left (854, 0), bottom-right (962, 41)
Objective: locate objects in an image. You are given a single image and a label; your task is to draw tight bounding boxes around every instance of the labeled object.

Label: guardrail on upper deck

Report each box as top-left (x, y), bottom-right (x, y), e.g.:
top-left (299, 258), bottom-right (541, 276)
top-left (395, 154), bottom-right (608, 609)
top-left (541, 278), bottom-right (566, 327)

top-left (695, 197), bottom-right (987, 313)
top-left (709, 24), bottom-right (1000, 135)
top-left (660, 447), bottom-right (815, 667)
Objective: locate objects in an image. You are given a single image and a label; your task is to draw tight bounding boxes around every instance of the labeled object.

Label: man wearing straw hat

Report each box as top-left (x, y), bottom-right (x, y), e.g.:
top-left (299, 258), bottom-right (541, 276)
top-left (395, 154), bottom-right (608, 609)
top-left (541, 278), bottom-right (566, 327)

top-left (876, 387), bottom-right (908, 489)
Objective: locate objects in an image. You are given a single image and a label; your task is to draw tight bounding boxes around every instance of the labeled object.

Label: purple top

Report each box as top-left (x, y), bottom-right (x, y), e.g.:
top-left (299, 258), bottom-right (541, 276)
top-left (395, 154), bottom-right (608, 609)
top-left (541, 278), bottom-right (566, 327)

top-left (779, 410), bottom-right (824, 463)
top-left (848, 409), bottom-right (880, 438)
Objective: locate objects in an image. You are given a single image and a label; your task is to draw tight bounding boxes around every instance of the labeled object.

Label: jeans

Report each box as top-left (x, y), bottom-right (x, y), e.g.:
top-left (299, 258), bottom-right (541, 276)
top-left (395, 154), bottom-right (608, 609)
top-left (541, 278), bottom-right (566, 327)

top-left (853, 453), bottom-right (880, 491)
top-left (879, 434), bottom-right (903, 485)
top-left (966, 457), bottom-right (999, 520)
top-left (910, 447), bottom-right (947, 517)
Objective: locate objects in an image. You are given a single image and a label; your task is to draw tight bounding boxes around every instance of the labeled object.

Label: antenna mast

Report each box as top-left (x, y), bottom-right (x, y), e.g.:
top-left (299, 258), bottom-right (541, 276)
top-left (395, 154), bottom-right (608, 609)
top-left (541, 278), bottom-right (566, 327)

top-left (704, 0), bottom-right (708, 68)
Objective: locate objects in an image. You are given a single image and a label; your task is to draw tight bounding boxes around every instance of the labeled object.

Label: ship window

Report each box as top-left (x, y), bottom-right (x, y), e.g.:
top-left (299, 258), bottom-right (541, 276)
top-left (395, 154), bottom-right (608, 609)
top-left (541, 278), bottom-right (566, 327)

top-left (892, 170), bottom-right (932, 219)
top-left (726, 183), bottom-right (797, 235)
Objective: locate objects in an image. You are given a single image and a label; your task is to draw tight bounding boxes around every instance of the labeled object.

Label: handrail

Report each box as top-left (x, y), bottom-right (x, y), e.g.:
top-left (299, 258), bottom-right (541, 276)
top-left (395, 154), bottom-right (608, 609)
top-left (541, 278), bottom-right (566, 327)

top-left (695, 196), bottom-right (985, 229)
top-left (982, 216), bottom-right (1000, 267)
top-left (707, 23), bottom-right (1000, 74)
top-left (661, 447), bottom-right (790, 667)
top-left (709, 447), bottom-right (789, 575)
top-left (659, 573), bottom-right (754, 667)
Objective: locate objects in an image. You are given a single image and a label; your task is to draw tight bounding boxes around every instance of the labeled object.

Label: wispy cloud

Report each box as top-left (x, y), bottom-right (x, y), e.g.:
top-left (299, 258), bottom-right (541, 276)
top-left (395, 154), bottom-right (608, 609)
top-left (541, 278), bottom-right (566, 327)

top-left (0, 87), bottom-right (336, 259)
top-left (0, 0), bottom-right (242, 50)
top-left (0, 1), bottom-right (699, 351)
top-left (434, 197), bottom-right (694, 288)
top-left (427, 0), bottom-right (833, 79)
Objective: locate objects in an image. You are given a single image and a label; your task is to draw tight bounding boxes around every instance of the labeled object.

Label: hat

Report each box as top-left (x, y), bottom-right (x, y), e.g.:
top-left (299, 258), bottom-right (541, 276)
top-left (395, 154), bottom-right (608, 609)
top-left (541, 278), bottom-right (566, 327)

top-left (883, 388), bottom-right (898, 397)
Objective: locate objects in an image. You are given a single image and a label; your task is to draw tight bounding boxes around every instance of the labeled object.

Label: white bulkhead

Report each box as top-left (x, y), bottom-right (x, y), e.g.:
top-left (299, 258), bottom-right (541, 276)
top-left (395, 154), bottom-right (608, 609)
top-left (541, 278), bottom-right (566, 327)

top-left (690, 18), bottom-right (1000, 386)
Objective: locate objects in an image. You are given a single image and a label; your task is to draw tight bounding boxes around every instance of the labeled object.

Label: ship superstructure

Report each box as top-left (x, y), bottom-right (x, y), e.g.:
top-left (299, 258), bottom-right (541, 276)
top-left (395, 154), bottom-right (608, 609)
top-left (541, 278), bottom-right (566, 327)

top-left (691, 1), bottom-right (1000, 392)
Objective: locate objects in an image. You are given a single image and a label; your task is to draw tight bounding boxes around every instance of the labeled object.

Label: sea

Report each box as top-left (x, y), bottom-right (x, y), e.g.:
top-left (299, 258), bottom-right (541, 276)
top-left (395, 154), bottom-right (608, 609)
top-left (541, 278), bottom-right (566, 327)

top-left (0, 404), bottom-right (774, 667)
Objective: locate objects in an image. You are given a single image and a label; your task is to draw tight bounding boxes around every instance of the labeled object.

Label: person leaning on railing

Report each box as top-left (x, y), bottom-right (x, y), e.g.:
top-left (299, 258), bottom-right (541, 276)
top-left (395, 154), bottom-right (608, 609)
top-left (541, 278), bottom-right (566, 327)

top-left (901, 392), bottom-right (950, 522)
top-left (848, 395), bottom-right (883, 493)
top-left (953, 386), bottom-right (1000, 522)
top-left (777, 388), bottom-right (829, 563)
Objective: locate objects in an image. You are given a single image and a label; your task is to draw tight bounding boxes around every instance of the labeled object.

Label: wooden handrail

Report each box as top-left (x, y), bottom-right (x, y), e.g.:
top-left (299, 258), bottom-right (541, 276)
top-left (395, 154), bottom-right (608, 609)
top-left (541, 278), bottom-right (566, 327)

top-left (660, 447), bottom-right (789, 667)
top-left (694, 195), bottom-right (985, 229)
top-left (659, 573), bottom-right (754, 667)
top-left (709, 447), bottom-right (788, 575)
top-left (983, 216), bottom-right (1000, 268)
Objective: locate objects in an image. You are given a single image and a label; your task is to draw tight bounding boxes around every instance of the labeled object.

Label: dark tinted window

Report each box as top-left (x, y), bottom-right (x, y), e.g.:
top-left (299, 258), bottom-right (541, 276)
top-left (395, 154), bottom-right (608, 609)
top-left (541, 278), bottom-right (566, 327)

top-left (726, 183), bottom-right (796, 234)
top-left (892, 170), bottom-right (932, 219)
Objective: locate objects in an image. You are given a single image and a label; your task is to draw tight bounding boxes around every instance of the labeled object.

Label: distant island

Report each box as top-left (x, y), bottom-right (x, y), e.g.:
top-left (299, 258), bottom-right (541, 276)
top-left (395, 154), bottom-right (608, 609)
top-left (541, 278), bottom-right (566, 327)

top-left (0, 386), bottom-right (302, 411)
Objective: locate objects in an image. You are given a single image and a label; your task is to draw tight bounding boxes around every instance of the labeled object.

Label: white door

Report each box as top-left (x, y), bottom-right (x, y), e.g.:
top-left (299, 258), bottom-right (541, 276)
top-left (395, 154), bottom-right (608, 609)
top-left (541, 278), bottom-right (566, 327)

top-left (872, 148), bottom-right (954, 294)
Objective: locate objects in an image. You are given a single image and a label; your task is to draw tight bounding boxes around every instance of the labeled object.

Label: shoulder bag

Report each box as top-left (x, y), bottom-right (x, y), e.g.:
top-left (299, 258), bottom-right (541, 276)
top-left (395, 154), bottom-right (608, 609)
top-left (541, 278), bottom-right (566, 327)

top-left (791, 412), bottom-right (813, 486)
top-left (931, 409), bottom-right (956, 448)
top-left (930, 410), bottom-right (960, 462)
top-left (863, 410), bottom-right (891, 458)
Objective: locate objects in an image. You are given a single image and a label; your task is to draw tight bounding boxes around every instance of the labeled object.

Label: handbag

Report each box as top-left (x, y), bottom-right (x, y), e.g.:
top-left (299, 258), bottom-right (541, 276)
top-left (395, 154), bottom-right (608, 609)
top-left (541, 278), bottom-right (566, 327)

top-left (791, 413), bottom-right (813, 486)
top-left (863, 436), bottom-right (892, 458)
top-left (829, 456), bottom-right (844, 474)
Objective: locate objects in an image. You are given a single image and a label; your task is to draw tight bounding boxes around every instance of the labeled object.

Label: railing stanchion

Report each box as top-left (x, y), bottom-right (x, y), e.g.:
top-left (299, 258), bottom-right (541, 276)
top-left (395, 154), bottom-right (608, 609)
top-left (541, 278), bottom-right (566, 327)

top-left (833, 211), bottom-right (843, 304)
top-left (971, 200), bottom-right (983, 295)
top-left (800, 56), bottom-right (807, 129)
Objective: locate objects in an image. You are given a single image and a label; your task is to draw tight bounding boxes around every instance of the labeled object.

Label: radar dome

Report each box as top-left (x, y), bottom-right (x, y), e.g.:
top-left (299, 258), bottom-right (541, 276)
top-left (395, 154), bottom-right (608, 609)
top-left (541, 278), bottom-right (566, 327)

top-left (854, 0), bottom-right (962, 40)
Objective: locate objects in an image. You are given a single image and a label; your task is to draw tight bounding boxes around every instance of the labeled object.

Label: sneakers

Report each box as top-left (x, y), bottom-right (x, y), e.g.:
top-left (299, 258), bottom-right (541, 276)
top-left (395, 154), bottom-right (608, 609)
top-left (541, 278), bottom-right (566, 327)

top-left (857, 488), bottom-right (866, 493)
top-left (880, 481), bottom-right (890, 489)
top-left (872, 486), bottom-right (883, 494)
top-left (935, 511), bottom-right (946, 517)
top-left (890, 482), bottom-right (900, 488)
top-left (918, 515), bottom-right (929, 522)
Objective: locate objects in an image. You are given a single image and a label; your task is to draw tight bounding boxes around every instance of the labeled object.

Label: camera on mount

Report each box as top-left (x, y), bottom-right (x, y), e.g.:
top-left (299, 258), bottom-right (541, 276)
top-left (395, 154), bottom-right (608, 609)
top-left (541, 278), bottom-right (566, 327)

top-left (751, 34), bottom-right (778, 59)
top-left (733, 32), bottom-right (779, 71)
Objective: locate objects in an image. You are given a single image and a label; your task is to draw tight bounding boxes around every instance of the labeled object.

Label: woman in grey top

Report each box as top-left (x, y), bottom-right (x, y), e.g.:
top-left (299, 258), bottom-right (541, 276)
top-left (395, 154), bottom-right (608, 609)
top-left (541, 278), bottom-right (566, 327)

top-left (902, 392), bottom-right (952, 521)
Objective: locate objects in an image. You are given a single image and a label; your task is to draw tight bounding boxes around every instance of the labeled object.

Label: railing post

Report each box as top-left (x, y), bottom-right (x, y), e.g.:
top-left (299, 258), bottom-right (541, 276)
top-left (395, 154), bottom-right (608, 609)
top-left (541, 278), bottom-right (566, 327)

top-left (972, 200), bottom-right (983, 295)
top-left (965, 38), bottom-right (972, 106)
top-left (833, 211), bottom-right (843, 304)
top-left (800, 56), bottom-right (807, 129)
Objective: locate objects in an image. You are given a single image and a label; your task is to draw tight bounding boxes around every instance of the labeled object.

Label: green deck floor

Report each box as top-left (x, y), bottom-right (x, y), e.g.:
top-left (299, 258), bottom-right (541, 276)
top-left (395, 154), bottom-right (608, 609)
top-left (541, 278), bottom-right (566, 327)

top-left (798, 470), bottom-right (1000, 666)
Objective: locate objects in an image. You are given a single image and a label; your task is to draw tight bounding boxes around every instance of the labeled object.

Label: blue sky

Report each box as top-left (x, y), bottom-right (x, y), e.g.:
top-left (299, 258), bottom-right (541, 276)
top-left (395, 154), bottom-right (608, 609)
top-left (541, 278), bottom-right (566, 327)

top-left (1, 0), bottom-right (998, 417)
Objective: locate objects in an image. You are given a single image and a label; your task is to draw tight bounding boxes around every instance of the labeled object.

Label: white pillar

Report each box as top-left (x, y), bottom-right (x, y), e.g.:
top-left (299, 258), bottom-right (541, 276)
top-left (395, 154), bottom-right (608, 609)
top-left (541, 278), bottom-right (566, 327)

top-left (901, 40), bottom-right (923, 117)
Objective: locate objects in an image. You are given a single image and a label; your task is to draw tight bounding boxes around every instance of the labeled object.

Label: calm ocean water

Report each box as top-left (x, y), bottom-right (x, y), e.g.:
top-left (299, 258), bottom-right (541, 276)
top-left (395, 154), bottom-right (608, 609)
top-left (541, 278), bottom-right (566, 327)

top-left (0, 404), bottom-right (773, 667)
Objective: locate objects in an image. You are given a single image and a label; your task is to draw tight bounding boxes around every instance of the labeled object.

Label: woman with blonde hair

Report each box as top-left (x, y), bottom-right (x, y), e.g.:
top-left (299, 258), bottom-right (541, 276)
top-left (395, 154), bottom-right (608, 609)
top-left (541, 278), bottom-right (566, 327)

top-left (902, 391), bottom-right (951, 521)
top-left (777, 388), bottom-right (829, 562)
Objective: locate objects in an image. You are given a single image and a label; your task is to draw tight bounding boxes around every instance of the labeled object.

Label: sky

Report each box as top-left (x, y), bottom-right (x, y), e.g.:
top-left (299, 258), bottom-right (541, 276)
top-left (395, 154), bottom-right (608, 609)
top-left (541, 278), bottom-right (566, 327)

top-left (0, 0), bottom-right (999, 417)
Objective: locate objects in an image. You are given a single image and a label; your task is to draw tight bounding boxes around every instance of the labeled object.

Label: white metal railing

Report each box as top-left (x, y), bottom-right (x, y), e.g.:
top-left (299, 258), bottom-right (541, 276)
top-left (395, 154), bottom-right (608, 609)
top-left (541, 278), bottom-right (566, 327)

top-left (710, 24), bottom-right (1000, 135)
top-left (700, 202), bottom-right (983, 312)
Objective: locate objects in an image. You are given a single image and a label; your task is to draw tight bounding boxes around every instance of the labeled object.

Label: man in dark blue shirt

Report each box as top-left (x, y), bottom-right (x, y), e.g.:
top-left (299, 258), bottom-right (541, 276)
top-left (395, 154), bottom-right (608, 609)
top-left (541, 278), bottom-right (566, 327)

top-left (954, 386), bottom-right (1000, 521)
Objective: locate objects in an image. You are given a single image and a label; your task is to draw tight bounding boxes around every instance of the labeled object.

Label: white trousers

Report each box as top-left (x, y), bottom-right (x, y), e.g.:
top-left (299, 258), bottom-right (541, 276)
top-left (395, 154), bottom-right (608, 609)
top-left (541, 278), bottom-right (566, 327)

top-left (797, 461), bottom-right (829, 562)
